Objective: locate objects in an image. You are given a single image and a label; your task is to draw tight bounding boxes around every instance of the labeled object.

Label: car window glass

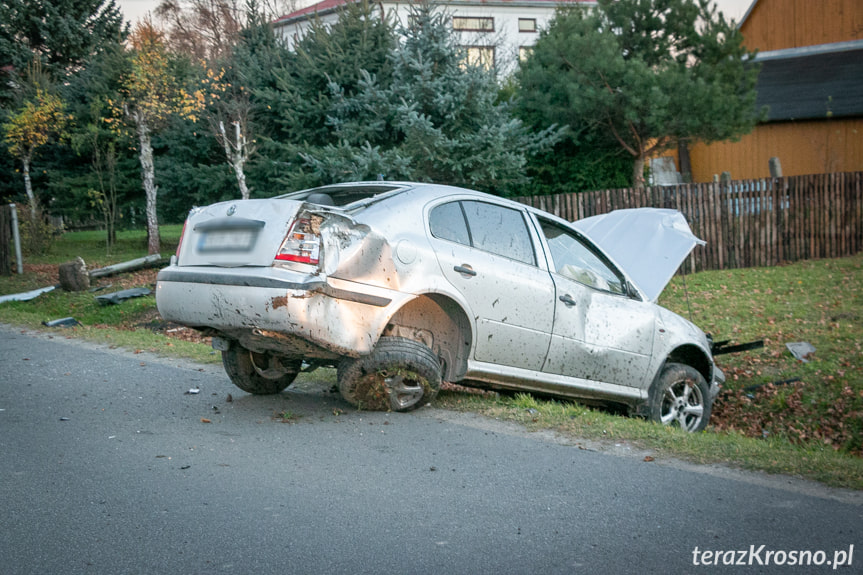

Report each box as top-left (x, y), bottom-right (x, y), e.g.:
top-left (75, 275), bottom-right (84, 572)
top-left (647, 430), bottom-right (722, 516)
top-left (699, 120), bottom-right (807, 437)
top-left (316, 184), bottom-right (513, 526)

top-left (429, 202), bottom-right (471, 246)
top-left (462, 201), bottom-right (536, 265)
top-left (539, 220), bottom-right (625, 294)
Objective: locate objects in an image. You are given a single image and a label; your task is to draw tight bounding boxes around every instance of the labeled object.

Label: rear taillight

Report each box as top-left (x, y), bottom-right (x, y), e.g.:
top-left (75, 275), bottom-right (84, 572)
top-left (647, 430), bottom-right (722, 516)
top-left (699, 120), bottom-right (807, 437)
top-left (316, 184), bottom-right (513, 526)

top-left (175, 219), bottom-right (189, 259)
top-left (275, 217), bottom-right (321, 265)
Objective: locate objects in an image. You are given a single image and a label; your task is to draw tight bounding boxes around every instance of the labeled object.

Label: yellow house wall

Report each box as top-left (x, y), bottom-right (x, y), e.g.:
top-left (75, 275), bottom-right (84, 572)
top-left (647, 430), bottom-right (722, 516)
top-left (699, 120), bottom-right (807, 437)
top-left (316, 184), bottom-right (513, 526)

top-left (741, 0), bottom-right (863, 51)
top-left (689, 118), bottom-right (863, 182)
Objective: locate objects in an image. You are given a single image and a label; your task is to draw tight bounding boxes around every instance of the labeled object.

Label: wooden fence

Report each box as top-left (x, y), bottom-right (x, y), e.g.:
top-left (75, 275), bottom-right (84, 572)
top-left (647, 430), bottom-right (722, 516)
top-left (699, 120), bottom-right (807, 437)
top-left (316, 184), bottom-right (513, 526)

top-left (515, 171), bottom-right (863, 273)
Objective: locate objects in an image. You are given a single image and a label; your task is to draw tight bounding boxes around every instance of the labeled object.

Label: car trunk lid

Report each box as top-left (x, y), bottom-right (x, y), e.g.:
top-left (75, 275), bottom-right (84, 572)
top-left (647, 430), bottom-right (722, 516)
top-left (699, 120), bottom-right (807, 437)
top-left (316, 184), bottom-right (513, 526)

top-left (176, 199), bottom-right (304, 267)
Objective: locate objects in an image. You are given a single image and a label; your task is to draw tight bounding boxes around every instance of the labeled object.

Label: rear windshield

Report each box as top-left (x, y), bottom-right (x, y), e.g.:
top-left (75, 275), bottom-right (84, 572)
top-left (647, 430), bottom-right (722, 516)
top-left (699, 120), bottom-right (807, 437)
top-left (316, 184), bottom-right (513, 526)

top-left (276, 185), bottom-right (403, 207)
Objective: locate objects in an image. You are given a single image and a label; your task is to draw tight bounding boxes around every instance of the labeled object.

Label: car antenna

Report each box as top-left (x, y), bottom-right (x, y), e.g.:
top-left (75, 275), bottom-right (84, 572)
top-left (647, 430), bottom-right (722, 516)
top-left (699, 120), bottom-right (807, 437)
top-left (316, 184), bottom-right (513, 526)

top-left (681, 256), bottom-right (694, 321)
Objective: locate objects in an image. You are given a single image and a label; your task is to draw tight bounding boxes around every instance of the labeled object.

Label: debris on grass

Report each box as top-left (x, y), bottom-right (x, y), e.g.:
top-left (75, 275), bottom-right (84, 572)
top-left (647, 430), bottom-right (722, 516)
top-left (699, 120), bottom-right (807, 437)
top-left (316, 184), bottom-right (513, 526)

top-left (95, 287), bottom-right (152, 306)
top-left (42, 317), bottom-right (81, 328)
top-left (0, 285), bottom-right (56, 304)
top-left (786, 342), bottom-right (816, 362)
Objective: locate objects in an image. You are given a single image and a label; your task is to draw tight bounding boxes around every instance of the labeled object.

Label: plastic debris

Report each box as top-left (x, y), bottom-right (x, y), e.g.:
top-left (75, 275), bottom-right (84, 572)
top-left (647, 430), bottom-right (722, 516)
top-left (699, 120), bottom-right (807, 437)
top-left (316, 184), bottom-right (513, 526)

top-left (0, 285), bottom-right (56, 304)
top-left (185, 387), bottom-right (200, 395)
top-left (786, 342), bottom-right (816, 362)
top-left (42, 317), bottom-right (82, 328)
top-left (95, 287), bottom-right (152, 306)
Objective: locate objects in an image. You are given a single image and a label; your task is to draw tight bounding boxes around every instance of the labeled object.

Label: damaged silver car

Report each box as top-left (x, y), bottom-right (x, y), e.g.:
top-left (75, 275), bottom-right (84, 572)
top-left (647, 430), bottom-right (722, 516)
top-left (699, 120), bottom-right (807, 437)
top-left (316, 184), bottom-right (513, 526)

top-left (156, 182), bottom-right (723, 431)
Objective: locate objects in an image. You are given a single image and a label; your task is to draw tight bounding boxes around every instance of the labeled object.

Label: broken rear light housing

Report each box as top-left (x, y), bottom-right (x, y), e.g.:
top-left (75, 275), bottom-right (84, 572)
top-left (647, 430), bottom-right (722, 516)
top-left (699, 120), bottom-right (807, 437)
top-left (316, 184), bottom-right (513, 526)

top-left (175, 219), bottom-right (189, 259)
top-left (275, 217), bottom-right (321, 265)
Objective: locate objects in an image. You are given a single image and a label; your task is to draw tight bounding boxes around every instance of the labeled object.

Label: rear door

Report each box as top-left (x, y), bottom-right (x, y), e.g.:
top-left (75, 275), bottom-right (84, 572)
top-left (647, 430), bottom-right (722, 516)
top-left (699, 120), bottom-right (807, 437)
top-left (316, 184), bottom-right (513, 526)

top-left (427, 199), bottom-right (555, 371)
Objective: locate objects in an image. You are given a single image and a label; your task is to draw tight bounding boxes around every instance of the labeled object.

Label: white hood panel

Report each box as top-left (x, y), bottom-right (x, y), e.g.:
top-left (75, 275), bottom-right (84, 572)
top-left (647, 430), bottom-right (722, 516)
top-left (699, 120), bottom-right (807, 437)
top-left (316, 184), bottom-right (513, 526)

top-left (572, 208), bottom-right (705, 303)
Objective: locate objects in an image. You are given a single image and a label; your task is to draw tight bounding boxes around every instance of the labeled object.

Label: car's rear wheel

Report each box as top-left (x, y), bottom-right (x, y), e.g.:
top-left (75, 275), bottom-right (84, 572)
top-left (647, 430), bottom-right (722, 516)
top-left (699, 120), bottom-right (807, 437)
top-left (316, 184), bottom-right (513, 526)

top-left (222, 346), bottom-right (301, 395)
top-left (648, 363), bottom-right (711, 432)
top-left (338, 337), bottom-right (441, 412)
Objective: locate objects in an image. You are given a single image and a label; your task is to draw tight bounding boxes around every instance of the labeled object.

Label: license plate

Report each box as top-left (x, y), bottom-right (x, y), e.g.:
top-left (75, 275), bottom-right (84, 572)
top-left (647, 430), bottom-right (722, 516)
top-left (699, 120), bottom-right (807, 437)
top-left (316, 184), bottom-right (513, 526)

top-left (197, 229), bottom-right (257, 252)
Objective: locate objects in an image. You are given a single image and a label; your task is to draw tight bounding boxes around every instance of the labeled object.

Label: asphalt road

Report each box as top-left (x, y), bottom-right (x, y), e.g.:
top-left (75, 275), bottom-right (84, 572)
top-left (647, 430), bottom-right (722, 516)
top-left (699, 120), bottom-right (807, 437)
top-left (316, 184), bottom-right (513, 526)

top-left (1, 325), bottom-right (861, 575)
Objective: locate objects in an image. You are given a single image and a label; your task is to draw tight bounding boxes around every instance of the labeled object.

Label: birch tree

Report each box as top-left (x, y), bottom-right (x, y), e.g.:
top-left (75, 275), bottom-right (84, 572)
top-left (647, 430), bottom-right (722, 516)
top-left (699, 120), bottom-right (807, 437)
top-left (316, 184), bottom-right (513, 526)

top-left (109, 21), bottom-right (202, 254)
top-left (201, 65), bottom-right (255, 199)
top-left (2, 76), bottom-right (70, 220)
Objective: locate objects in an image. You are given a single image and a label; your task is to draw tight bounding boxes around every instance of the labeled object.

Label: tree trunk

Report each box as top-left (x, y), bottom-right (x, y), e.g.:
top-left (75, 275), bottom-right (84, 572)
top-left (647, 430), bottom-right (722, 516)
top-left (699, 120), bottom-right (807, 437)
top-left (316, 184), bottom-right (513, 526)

top-left (220, 120), bottom-right (251, 200)
top-left (21, 153), bottom-right (37, 221)
top-left (136, 116), bottom-right (161, 255)
top-left (632, 156), bottom-right (646, 189)
top-left (235, 157), bottom-right (249, 200)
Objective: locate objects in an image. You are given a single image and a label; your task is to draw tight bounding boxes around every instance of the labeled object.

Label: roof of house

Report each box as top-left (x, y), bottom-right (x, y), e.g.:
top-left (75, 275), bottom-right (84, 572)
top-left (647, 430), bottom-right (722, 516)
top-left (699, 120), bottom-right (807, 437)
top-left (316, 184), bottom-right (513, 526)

top-left (753, 39), bottom-right (863, 121)
top-left (737, 0), bottom-right (758, 27)
top-left (274, 0), bottom-right (593, 26)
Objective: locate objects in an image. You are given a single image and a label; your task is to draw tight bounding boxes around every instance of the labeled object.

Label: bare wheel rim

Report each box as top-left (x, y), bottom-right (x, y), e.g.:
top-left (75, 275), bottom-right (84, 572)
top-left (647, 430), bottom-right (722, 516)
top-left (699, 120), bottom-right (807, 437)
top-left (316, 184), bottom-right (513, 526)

top-left (249, 352), bottom-right (287, 380)
top-left (659, 380), bottom-right (704, 431)
top-left (381, 371), bottom-right (425, 411)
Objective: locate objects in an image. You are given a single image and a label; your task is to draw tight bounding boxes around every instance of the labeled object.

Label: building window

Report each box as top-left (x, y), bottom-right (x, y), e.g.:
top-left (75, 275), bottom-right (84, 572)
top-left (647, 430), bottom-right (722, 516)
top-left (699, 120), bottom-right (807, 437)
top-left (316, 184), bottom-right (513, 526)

top-left (519, 46), bottom-right (533, 61)
top-left (453, 16), bottom-right (494, 32)
top-left (462, 46), bottom-right (495, 70)
top-left (518, 18), bottom-right (537, 32)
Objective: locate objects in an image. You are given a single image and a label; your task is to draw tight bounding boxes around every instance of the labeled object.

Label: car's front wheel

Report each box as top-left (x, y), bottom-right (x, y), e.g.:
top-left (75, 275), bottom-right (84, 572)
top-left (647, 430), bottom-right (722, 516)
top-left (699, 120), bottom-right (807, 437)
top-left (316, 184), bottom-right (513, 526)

top-left (222, 346), bottom-right (301, 395)
top-left (337, 337), bottom-right (441, 412)
top-left (648, 363), bottom-right (711, 432)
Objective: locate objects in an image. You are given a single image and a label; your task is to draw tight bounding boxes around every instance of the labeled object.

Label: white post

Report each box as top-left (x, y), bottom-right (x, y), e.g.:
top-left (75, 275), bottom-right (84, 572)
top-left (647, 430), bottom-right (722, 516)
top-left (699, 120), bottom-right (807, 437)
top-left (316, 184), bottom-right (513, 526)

top-left (9, 204), bottom-right (23, 275)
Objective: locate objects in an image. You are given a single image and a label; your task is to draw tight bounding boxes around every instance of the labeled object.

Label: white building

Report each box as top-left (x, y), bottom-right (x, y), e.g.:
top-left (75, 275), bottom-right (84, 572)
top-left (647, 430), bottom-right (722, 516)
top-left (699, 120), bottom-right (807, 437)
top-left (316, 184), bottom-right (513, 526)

top-left (273, 0), bottom-right (595, 75)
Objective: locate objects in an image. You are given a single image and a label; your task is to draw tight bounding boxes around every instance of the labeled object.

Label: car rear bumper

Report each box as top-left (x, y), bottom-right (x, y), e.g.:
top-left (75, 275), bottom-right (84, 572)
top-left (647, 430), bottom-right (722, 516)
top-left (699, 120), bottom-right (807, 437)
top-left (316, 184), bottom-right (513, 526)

top-left (156, 266), bottom-right (405, 356)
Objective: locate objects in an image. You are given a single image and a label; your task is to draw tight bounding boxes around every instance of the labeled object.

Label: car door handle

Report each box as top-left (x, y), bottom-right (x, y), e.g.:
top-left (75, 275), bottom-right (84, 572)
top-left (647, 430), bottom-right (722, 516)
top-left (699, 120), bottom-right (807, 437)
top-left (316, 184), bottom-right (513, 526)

top-left (559, 294), bottom-right (577, 307)
top-left (454, 264), bottom-right (477, 277)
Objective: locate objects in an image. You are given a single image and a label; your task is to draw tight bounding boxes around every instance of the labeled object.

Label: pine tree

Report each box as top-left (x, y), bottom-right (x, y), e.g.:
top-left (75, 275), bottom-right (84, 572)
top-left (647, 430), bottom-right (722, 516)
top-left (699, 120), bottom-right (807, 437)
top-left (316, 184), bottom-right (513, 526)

top-left (0, 0), bottom-right (126, 98)
top-left (516, 0), bottom-right (761, 188)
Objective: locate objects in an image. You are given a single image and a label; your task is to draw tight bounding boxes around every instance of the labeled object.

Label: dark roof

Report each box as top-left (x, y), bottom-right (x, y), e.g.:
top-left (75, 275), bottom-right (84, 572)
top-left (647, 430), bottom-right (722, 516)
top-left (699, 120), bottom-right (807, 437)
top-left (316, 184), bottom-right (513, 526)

top-left (753, 40), bottom-right (863, 122)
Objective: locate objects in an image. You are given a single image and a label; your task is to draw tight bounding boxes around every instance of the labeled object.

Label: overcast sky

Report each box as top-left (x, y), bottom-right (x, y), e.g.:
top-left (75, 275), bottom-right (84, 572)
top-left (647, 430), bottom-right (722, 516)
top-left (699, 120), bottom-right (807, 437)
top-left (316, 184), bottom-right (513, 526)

top-left (116, 0), bottom-right (755, 26)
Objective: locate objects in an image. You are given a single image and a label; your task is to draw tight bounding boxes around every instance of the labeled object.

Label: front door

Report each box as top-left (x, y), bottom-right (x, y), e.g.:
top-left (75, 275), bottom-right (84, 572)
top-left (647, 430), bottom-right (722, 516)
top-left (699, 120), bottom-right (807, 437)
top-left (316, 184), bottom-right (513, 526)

top-left (537, 218), bottom-right (655, 387)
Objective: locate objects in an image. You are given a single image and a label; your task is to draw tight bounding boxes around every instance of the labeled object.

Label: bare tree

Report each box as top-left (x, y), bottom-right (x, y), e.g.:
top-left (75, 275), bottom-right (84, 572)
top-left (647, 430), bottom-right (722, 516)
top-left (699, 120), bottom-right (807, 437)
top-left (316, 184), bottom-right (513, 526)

top-left (155, 0), bottom-right (244, 60)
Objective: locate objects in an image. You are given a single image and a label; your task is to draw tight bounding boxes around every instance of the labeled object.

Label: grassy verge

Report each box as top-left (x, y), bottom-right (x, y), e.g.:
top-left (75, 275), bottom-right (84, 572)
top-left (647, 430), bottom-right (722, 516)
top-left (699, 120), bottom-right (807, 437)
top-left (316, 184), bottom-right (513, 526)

top-left (434, 391), bottom-right (863, 490)
top-left (1, 227), bottom-right (861, 489)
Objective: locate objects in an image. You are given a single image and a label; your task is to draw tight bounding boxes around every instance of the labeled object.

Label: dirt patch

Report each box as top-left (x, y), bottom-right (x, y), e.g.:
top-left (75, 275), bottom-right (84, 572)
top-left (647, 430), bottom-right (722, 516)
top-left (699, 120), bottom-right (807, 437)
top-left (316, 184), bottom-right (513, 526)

top-left (130, 307), bottom-right (211, 345)
top-left (22, 263), bottom-right (59, 286)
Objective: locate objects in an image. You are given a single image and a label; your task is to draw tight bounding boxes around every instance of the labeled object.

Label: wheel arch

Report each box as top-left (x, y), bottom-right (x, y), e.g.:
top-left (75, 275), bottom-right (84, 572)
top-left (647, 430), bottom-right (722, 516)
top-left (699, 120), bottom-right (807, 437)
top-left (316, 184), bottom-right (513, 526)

top-left (383, 293), bottom-right (472, 382)
top-left (664, 344), bottom-right (713, 387)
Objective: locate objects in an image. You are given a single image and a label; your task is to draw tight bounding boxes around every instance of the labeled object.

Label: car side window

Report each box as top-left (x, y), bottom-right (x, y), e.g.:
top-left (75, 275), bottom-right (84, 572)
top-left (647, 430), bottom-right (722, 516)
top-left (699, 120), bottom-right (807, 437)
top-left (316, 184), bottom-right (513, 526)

top-left (539, 219), bottom-right (625, 295)
top-left (461, 201), bottom-right (536, 266)
top-left (429, 202), bottom-right (471, 246)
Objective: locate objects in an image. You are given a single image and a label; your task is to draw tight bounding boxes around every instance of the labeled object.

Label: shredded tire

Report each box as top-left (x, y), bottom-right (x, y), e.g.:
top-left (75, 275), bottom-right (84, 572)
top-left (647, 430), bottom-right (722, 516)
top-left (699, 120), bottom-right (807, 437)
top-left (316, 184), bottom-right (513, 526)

top-left (222, 346), bottom-right (301, 395)
top-left (338, 337), bottom-right (441, 412)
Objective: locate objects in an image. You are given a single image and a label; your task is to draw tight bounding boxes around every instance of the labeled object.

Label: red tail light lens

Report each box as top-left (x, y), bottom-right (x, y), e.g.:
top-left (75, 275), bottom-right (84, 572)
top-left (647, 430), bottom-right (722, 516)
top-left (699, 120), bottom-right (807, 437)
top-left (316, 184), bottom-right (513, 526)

top-left (175, 219), bottom-right (189, 259)
top-left (275, 217), bottom-right (321, 265)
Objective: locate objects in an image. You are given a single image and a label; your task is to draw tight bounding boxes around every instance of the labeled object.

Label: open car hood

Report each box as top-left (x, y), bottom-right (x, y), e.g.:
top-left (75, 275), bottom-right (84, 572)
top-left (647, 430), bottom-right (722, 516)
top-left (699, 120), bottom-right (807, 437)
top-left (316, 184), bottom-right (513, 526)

top-left (572, 208), bottom-right (705, 303)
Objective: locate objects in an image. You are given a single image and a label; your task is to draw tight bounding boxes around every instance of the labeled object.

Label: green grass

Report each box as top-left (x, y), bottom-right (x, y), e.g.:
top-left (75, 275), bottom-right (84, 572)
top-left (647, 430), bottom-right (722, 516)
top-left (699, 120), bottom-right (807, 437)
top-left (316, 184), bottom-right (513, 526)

top-left (2, 226), bottom-right (862, 489)
top-left (660, 255), bottom-right (863, 455)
